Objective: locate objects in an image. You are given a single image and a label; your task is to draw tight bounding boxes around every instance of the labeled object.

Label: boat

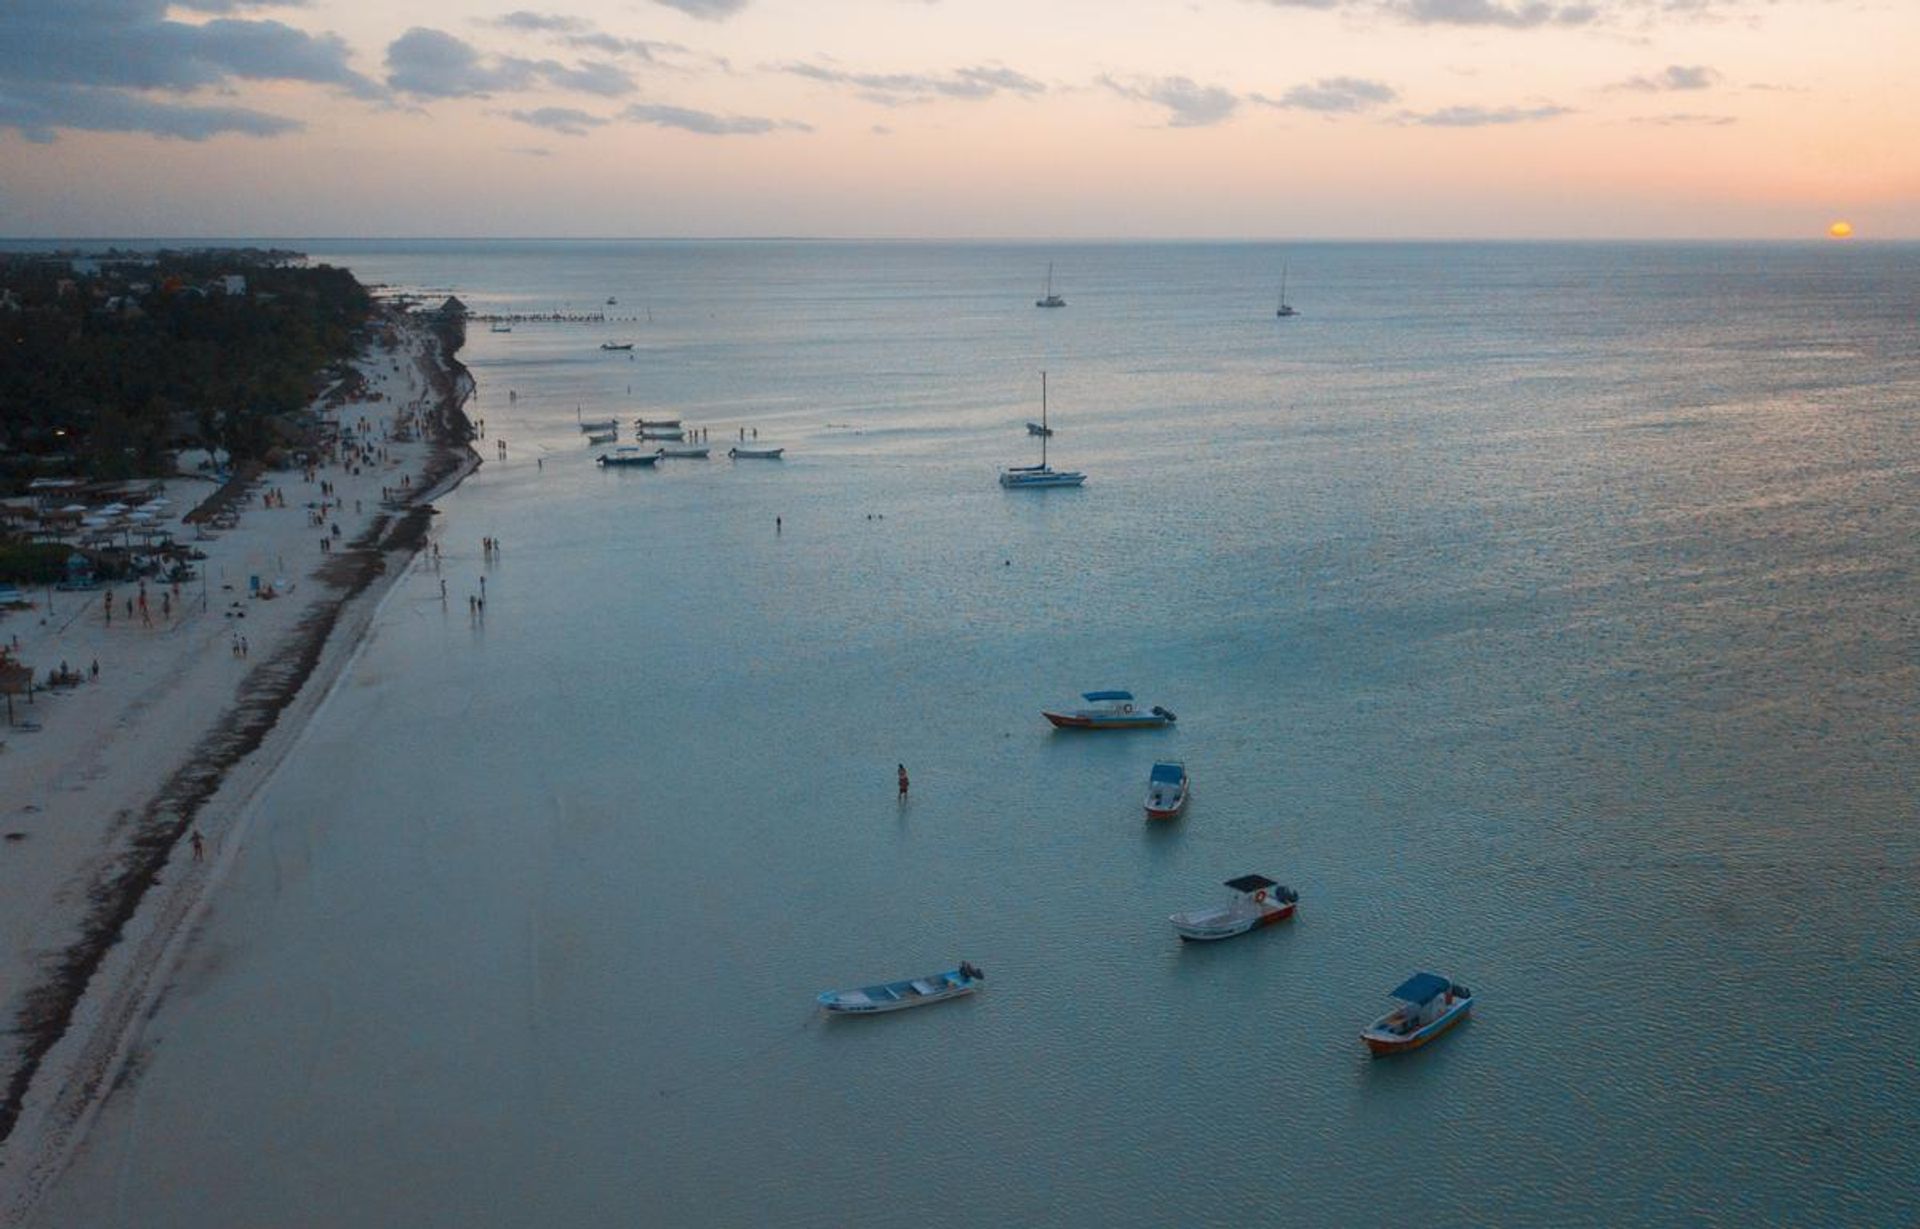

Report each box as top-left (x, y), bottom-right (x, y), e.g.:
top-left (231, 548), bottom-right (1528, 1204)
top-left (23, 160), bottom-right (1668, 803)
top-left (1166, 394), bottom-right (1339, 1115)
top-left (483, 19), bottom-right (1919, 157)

top-left (596, 447), bottom-right (661, 467)
top-left (585, 430), bottom-right (618, 445)
top-left (600, 341), bottom-right (633, 351)
top-left (578, 418), bottom-right (619, 433)
top-left (1026, 421), bottom-right (1053, 437)
top-left (1000, 372), bottom-right (1085, 489)
top-left (1168, 875), bottom-right (1298, 941)
top-left (634, 418), bottom-right (682, 429)
top-left (1361, 973), bottom-right (1473, 1056)
top-left (639, 427), bottom-right (686, 441)
top-left (1042, 690), bottom-right (1174, 730)
top-left (606, 296), bottom-right (617, 306)
top-left (657, 445), bottom-right (710, 459)
top-left (1144, 761), bottom-right (1188, 819)
top-left (729, 446), bottom-right (785, 459)
top-left (1276, 264), bottom-right (1298, 318)
top-left (488, 322), bottom-right (512, 333)
top-left (817, 962), bottom-right (985, 1015)
top-left (1035, 262), bottom-right (1066, 309)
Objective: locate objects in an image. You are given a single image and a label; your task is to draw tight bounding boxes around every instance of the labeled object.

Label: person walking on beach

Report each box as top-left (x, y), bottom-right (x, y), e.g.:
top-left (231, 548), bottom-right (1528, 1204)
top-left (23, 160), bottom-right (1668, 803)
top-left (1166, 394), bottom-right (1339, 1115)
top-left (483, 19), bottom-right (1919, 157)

top-left (898, 764), bottom-right (910, 801)
top-left (103, 590), bottom-right (112, 625)
top-left (191, 830), bottom-right (205, 862)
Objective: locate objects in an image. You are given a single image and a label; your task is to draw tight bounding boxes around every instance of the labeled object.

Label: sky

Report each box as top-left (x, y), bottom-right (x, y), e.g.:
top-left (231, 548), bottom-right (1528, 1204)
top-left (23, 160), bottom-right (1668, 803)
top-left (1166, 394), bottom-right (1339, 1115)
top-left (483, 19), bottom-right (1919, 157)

top-left (0, 0), bottom-right (1914, 239)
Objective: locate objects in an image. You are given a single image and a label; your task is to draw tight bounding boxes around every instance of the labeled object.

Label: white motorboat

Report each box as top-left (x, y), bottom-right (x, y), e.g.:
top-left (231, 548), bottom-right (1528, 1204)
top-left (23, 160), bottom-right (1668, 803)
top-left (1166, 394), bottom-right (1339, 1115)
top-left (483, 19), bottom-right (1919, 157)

top-left (1168, 875), bottom-right (1298, 941)
top-left (657, 445), bottom-right (710, 458)
top-left (1144, 761), bottom-right (1188, 819)
top-left (585, 430), bottom-right (618, 445)
top-left (729, 446), bottom-right (784, 459)
top-left (1362, 973), bottom-right (1473, 1056)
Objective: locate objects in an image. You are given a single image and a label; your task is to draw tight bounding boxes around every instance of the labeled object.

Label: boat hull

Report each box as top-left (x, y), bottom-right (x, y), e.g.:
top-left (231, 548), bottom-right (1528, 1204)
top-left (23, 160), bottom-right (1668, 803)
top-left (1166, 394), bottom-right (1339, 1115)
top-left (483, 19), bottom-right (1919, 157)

top-left (1170, 901), bottom-right (1295, 941)
top-left (597, 454), bottom-right (660, 467)
top-left (1144, 795), bottom-right (1187, 820)
top-left (817, 969), bottom-right (982, 1015)
top-left (1044, 711), bottom-right (1172, 730)
top-left (1363, 997), bottom-right (1472, 1055)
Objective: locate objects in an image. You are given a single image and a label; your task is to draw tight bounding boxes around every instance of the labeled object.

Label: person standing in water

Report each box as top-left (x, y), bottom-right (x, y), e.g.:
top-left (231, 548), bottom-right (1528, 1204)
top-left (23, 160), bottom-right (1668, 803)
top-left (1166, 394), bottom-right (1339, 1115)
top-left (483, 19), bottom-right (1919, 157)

top-left (898, 764), bottom-right (910, 800)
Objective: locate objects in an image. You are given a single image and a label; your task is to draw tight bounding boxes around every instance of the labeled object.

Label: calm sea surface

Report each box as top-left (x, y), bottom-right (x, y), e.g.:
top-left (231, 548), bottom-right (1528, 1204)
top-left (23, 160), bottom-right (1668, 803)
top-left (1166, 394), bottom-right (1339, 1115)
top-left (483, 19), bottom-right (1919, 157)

top-left (39, 241), bottom-right (1920, 1226)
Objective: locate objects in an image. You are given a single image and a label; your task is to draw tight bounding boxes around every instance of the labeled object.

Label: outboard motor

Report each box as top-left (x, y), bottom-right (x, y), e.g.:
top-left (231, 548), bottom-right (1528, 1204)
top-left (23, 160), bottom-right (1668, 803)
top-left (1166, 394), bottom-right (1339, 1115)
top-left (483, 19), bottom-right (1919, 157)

top-left (1152, 706), bottom-right (1176, 722)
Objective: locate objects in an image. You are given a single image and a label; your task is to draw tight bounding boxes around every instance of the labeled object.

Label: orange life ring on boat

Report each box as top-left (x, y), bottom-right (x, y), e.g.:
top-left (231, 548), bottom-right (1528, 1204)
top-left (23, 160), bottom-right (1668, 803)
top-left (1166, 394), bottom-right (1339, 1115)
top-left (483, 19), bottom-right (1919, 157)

top-left (1255, 890), bottom-right (1268, 903)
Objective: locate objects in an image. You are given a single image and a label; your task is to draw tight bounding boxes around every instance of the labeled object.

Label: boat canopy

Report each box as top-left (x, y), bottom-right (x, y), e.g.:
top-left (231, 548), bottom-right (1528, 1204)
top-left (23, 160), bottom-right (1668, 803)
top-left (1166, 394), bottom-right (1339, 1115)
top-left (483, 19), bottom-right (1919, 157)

top-left (1150, 762), bottom-right (1185, 784)
top-left (1389, 972), bottom-right (1452, 1004)
top-left (1223, 874), bottom-right (1278, 894)
top-left (1083, 690), bottom-right (1133, 702)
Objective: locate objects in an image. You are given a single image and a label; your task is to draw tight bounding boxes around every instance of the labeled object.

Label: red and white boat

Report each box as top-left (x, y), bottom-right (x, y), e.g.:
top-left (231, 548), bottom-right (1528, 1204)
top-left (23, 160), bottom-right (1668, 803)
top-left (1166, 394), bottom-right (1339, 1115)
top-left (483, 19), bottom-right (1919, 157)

top-left (1144, 761), bottom-right (1188, 819)
top-left (1042, 690), bottom-right (1175, 730)
top-left (1168, 875), bottom-right (1297, 941)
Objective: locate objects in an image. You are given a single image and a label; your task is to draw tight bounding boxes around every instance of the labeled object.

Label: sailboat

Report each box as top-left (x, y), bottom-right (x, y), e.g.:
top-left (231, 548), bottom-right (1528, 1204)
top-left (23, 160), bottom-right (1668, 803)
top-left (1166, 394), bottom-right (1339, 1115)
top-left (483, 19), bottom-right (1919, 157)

top-left (1000, 372), bottom-right (1086, 489)
top-left (1276, 264), bottom-right (1298, 318)
top-left (1035, 263), bottom-right (1066, 309)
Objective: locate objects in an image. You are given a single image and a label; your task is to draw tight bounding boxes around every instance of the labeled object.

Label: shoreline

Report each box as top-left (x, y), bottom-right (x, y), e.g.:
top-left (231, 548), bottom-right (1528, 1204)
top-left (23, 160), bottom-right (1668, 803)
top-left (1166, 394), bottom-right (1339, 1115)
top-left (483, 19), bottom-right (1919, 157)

top-left (0, 307), bottom-right (478, 1222)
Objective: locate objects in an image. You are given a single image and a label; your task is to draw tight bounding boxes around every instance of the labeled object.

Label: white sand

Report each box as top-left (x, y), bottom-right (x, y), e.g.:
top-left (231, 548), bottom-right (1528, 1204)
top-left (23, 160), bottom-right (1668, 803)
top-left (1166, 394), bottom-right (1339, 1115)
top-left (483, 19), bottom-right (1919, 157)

top-left (0, 309), bottom-right (475, 1216)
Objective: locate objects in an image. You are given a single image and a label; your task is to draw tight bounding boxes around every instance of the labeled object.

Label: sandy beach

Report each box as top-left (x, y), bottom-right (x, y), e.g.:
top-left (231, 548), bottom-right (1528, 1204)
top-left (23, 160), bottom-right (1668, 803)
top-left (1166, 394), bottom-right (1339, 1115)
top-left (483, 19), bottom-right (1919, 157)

top-left (0, 304), bottom-right (476, 1219)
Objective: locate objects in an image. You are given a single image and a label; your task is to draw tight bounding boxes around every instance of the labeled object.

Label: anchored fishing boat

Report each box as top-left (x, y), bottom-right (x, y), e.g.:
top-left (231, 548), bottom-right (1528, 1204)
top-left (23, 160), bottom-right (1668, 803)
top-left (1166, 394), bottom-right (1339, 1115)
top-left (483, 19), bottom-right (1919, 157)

top-left (600, 341), bottom-right (634, 351)
top-left (578, 418), bottom-right (619, 433)
top-left (596, 447), bottom-right (661, 467)
top-left (729, 446), bottom-right (785, 459)
top-left (656, 445), bottom-right (710, 459)
top-left (1362, 973), bottom-right (1473, 1055)
top-left (1144, 761), bottom-right (1188, 819)
top-left (638, 427), bottom-right (686, 440)
top-left (1168, 875), bottom-right (1298, 941)
top-left (585, 430), bottom-right (618, 445)
top-left (1042, 691), bottom-right (1174, 730)
top-left (817, 962), bottom-right (985, 1015)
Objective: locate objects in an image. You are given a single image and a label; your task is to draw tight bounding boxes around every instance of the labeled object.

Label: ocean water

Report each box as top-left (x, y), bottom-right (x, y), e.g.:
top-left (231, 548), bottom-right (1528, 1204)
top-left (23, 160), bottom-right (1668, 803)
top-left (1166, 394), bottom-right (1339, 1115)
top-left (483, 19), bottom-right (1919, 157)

top-left (38, 241), bottom-right (1920, 1227)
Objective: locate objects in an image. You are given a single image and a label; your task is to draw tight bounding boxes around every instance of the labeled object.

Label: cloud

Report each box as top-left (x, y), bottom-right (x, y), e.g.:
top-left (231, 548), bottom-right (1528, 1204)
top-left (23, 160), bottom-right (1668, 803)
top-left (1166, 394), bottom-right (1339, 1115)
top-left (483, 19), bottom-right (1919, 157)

top-left (777, 62), bottom-right (1044, 106)
top-left (621, 102), bottom-right (808, 134)
top-left (1403, 103), bottom-right (1573, 125)
top-left (649, 0), bottom-right (750, 18)
top-left (1630, 112), bottom-right (1735, 126)
top-left (385, 28), bottom-right (634, 98)
top-left (0, 83), bottom-right (301, 143)
top-left (386, 28), bottom-right (534, 97)
top-left (1250, 76), bottom-right (1397, 113)
top-left (1387, 0), bottom-right (1598, 25)
top-left (1615, 64), bottom-right (1719, 91)
top-left (505, 105), bottom-right (608, 134)
top-left (0, 0), bottom-right (377, 141)
top-left (1100, 75), bottom-right (1239, 128)
top-left (492, 11), bottom-right (587, 33)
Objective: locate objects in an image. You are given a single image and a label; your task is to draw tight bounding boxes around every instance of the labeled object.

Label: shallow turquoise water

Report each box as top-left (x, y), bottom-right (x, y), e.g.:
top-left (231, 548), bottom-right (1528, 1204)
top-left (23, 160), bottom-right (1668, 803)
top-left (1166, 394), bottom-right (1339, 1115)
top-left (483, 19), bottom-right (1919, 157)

top-left (42, 241), bottom-right (1920, 1226)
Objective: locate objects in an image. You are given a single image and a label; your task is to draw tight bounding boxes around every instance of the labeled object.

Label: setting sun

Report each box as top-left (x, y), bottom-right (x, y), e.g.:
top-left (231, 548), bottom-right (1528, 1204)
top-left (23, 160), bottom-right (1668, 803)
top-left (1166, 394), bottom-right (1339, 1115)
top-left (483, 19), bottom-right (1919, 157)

top-left (1829, 221), bottom-right (1855, 238)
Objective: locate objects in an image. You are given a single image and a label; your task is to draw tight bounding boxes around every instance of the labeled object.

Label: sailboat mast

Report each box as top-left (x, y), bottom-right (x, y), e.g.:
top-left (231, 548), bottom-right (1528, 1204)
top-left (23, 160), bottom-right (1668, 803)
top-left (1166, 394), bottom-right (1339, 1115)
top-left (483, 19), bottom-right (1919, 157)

top-left (1040, 370), bottom-right (1048, 468)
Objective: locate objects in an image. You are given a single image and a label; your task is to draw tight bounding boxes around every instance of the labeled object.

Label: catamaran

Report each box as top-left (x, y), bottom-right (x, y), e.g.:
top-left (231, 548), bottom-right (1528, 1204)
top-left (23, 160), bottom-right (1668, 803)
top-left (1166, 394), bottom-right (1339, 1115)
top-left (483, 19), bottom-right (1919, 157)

top-left (1276, 264), bottom-right (1298, 318)
top-left (1000, 372), bottom-right (1085, 488)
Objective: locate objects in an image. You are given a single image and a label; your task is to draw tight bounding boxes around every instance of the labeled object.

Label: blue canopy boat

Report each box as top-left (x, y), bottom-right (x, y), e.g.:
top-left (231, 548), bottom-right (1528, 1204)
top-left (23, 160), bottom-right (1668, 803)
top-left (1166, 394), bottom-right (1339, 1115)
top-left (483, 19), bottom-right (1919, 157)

top-left (1043, 690), bottom-right (1175, 730)
top-left (817, 963), bottom-right (985, 1015)
top-left (1362, 972), bottom-right (1473, 1055)
top-left (1144, 760), bottom-right (1188, 819)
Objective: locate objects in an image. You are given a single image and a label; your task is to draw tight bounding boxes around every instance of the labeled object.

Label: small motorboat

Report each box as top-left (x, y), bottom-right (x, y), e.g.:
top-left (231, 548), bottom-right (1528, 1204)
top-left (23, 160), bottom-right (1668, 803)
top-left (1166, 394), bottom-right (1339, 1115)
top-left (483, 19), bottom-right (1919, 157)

top-left (1144, 760), bottom-right (1188, 819)
top-left (656, 445), bottom-right (710, 459)
top-left (600, 342), bottom-right (633, 351)
top-left (1043, 691), bottom-right (1175, 730)
top-left (817, 962), bottom-right (985, 1015)
top-left (1362, 973), bottom-right (1473, 1056)
top-left (1168, 875), bottom-right (1298, 941)
top-left (634, 417), bottom-right (682, 429)
top-left (488, 322), bottom-right (512, 333)
top-left (729, 446), bottom-right (785, 459)
top-left (639, 427), bottom-right (686, 440)
top-left (585, 430), bottom-right (618, 445)
top-left (596, 447), bottom-right (661, 467)
top-left (1026, 421), bottom-right (1053, 437)
top-left (578, 418), bottom-right (619, 433)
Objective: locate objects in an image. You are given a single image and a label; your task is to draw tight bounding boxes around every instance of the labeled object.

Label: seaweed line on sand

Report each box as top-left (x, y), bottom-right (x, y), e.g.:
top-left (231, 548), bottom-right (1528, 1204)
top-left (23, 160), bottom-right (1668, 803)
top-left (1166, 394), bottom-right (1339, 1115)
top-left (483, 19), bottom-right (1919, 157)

top-left (0, 312), bottom-right (478, 1214)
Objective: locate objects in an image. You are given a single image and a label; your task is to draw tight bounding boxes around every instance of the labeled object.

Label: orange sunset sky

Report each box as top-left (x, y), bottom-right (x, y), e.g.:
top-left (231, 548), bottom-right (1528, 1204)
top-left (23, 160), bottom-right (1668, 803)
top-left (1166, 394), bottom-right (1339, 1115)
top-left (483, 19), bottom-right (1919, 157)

top-left (1, 0), bottom-right (1913, 238)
